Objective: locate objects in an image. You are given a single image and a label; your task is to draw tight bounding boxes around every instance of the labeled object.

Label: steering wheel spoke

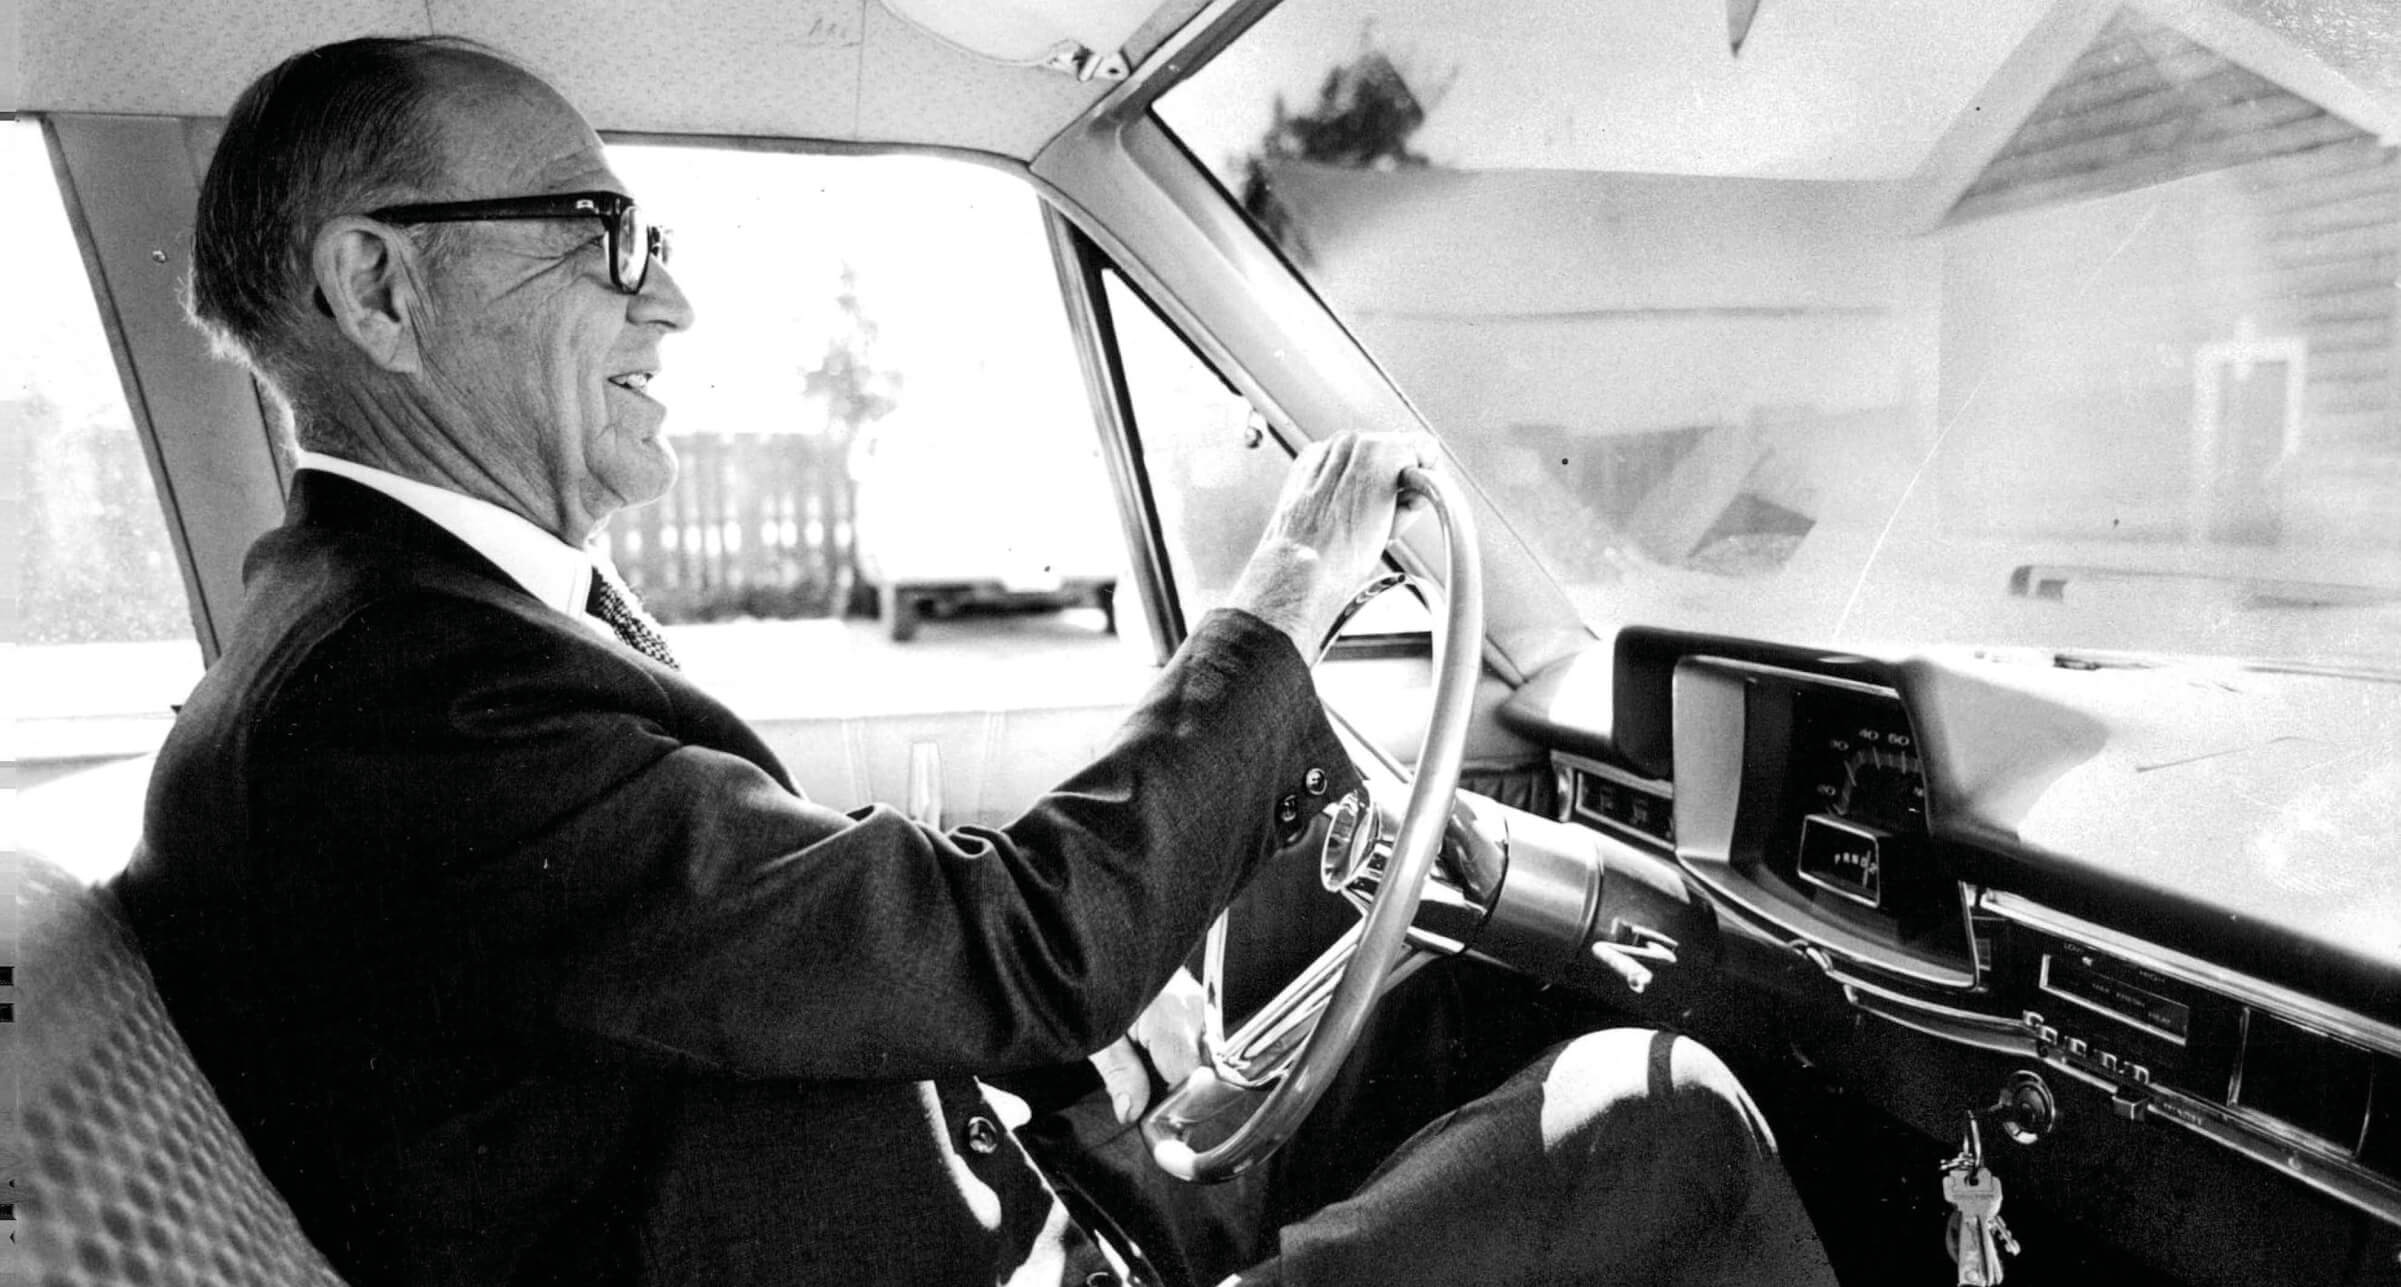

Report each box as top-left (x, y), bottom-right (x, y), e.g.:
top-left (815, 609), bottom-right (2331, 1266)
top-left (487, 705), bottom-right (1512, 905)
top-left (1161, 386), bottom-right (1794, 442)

top-left (1203, 918), bottom-right (1438, 1091)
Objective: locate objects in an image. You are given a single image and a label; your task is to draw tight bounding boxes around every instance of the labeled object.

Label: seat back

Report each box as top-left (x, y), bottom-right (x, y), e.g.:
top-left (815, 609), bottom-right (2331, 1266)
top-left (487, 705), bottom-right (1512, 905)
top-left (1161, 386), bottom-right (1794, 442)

top-left (16, 852), bottom-right (348, 1285)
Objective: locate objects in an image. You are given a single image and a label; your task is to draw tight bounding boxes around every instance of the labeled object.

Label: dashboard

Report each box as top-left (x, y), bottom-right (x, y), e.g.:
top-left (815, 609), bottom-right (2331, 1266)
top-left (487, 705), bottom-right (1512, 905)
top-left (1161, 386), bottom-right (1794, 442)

top-left (1501, 626), bottom-right (2401, 1283)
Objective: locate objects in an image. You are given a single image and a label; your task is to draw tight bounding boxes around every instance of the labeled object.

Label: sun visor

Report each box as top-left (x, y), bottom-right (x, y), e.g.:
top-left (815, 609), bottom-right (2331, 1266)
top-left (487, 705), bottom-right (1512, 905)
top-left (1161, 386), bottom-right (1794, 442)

top-left (876, 0), bottom-right (1159, 80)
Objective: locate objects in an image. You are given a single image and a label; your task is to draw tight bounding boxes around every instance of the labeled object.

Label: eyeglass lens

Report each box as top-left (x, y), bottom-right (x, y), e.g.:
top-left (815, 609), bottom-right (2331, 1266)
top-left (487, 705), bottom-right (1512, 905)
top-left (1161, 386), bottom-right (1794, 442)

top-left (614, 203), bottom-right (669, 294)
top-left (615, 203), bottom-right (643, 293)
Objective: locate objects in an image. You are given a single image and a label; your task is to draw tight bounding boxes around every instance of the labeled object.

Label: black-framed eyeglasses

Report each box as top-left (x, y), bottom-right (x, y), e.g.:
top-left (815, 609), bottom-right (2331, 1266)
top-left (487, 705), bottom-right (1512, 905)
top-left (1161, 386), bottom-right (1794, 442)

top-left (368, 190), bottom-right (670, 295)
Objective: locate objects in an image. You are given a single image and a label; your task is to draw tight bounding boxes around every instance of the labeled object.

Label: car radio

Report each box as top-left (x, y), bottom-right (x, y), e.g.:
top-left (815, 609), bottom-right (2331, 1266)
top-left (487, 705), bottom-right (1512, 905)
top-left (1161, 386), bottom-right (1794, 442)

top-left (2039, 943), bottom-right (2196, 1048)
top-left (2006, 927), bottom-right (2240, 1104)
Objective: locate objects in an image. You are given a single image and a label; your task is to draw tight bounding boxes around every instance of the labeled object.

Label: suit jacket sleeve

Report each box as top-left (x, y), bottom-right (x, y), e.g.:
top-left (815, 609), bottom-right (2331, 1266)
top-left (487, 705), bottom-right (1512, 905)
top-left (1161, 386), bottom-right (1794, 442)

top-left (248, 598), bottom-right (1358, 1082)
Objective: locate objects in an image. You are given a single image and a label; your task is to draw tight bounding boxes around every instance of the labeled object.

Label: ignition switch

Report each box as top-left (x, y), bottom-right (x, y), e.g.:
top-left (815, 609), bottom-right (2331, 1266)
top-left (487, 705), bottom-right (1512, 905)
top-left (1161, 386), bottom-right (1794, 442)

top-left (1988, 1070), bottom-right (2058, 1145)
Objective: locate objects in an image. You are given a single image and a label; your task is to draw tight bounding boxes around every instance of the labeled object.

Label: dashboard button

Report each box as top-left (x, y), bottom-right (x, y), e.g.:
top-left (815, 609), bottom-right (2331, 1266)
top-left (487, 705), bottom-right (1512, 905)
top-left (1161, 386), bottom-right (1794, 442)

top-left (2038, 1025), bottom-right (2059, 1046)
top-left (2132, 1065), bottom-right (2151, 1085)
top-left (2067, 1037), bottom-right (2088, 1057)
top-left (2022, 1010), bottom-right (2045, 1030)
top-left (2099, 1052), bottom-right (2120, 1074)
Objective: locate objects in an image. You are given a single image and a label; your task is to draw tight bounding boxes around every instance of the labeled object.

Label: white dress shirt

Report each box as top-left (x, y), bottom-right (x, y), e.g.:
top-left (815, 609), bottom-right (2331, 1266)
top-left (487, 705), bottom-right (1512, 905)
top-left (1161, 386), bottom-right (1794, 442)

top-left (294, 450), bottom-right (618, 644)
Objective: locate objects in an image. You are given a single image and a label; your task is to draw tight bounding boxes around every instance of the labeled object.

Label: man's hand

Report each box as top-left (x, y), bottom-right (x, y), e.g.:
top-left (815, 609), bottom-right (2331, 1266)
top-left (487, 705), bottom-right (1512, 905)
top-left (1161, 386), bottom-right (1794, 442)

top-left (1090, 966), bottom-right (1207, 1125)
top-left (1227, 432), bottom-right (1438, 659)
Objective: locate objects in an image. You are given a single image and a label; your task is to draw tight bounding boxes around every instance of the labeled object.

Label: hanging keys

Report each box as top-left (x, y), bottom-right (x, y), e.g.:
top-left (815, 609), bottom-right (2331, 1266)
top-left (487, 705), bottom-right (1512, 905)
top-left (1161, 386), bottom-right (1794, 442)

top-left (1943, 1164), bottom-right (2006, 1284)
top-left (1939, 1113), bottom-right (2020, 1285)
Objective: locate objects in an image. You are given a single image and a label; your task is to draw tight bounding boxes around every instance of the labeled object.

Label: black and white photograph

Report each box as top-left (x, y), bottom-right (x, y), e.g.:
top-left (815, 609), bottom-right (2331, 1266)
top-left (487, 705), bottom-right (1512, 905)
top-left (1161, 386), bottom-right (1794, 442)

top-left (10, 1), bottom-right (2401, 1283)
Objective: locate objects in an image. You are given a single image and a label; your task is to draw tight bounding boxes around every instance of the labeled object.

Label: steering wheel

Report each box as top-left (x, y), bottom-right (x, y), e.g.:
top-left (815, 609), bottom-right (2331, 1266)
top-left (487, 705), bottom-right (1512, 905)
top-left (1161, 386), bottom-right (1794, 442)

top-left (1144, 465), bottom-right (1482, 1183)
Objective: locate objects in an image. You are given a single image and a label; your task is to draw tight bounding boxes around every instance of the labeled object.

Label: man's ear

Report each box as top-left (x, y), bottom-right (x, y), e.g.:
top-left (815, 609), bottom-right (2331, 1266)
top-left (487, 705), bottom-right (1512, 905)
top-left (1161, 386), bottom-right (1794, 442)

top-left (310, 217), bottom-right (426, 375)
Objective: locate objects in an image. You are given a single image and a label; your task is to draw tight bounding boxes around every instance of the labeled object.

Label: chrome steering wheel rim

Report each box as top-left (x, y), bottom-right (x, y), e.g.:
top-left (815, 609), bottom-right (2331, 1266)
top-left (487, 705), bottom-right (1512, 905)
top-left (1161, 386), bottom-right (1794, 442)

top-left (1145, 466), bottom-right (1482, 1184)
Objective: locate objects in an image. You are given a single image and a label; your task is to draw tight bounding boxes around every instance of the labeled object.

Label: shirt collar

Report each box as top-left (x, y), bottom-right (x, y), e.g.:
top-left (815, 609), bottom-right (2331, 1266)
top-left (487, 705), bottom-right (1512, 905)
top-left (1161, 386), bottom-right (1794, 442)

top-left (294, 450), bottom-right (594, 616)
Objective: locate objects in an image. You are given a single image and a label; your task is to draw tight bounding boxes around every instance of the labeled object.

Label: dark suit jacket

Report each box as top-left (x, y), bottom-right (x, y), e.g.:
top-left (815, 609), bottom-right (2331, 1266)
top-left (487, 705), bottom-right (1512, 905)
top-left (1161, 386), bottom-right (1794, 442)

top-left (118, 471), bottom-right (1355, 1285)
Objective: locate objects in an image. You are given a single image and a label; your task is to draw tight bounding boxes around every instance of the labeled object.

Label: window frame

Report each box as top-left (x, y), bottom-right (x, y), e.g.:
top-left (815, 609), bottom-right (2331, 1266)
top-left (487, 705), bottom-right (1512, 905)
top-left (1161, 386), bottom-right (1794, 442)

top-left (1043, 207), bottom-right (1189, 662)
top-left (41, 121), bottom-right (1190, 672)
top-left (40, 113), bottom-right (285, 662)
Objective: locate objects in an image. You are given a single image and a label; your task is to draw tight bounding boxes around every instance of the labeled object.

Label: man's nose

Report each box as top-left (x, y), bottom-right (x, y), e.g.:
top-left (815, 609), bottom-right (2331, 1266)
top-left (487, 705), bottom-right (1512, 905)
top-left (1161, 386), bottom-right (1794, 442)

top-left (632, 259), bottom-right (696, 332)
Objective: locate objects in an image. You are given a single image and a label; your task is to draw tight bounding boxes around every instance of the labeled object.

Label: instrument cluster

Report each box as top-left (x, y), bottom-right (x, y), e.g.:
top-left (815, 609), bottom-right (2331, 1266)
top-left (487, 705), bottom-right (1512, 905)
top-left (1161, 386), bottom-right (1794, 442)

top-left (1654, 657), bottom-right (1979, 989)
top-left (1777, 687), bottom-right (1933, 920)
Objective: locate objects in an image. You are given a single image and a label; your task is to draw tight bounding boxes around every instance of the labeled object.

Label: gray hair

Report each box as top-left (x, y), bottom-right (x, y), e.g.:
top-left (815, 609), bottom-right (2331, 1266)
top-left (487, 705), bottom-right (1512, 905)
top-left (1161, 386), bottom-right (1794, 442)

top-left (187, 36), bottom-right (509, 419)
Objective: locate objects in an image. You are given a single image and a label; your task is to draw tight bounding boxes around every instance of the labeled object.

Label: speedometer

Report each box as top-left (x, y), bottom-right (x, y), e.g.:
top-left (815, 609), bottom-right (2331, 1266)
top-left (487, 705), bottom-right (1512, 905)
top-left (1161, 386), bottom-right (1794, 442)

top-left (1802, 711), bottom-right (1925, 832)
top-left (1789, 691), bottom-right (1927, 910)
top-left (1805, 725), bottom-right (1920, 825)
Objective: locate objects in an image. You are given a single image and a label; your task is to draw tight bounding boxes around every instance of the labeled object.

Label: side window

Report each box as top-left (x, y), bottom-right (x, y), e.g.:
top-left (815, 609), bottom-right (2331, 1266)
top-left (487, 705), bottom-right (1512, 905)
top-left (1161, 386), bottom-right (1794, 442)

top-left (602, 147), bottom-right (1155, 713)
top-left (8, 120), bottom-right (204, 877)
top-left (1100, 268), bottom-right (1430, 639)
top-left (1100, 270), bottom-right (1283, 622)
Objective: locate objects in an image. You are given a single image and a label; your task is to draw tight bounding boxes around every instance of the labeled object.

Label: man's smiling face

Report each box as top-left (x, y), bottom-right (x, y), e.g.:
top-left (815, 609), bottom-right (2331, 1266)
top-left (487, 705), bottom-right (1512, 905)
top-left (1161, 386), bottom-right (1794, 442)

top-left (409, 59), bottom-right (694, 543)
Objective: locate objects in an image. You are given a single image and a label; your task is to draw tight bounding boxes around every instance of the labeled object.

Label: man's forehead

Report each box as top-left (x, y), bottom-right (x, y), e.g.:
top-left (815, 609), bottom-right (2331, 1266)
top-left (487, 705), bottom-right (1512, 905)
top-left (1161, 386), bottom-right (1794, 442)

top-left (425, 56), bottom-right (622, 198)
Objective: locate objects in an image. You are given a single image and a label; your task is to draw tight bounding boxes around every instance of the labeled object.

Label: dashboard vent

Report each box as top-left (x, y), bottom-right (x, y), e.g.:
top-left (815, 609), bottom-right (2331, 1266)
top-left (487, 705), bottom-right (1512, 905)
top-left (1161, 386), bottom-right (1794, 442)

top-left (1557, 754), bottom-right (1674, 847)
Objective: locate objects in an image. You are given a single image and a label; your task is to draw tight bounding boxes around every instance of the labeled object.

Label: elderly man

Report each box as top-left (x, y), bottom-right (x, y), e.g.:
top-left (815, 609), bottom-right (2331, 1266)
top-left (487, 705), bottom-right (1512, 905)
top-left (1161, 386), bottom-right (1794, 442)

top-left (119, 34), bottom-right (1829, 1287)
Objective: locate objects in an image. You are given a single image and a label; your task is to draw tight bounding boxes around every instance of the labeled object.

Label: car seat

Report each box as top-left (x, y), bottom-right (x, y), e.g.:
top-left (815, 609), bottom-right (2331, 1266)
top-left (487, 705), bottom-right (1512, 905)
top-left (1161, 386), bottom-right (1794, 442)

top-left (14, 851), bottom-right (348, 1285)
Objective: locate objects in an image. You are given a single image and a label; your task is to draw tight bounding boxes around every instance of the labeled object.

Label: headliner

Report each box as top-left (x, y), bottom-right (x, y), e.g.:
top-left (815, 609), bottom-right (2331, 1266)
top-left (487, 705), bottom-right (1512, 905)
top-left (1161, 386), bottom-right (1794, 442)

top-left (8, 0), bottom-right (1205, 158)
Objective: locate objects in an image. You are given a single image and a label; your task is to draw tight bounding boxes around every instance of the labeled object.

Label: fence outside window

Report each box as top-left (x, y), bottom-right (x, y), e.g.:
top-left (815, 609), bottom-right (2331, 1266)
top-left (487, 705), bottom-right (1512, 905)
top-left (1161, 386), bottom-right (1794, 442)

top-left (601, 432), bottom-right (866, 623)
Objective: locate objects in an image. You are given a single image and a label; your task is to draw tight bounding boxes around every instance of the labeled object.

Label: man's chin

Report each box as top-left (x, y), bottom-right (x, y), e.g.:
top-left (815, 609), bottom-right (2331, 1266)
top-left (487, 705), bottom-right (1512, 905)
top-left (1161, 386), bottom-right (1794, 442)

top-left (596, 437), bottom-right (680, 519)
top-left (631, 442), bottom-right (680, 509)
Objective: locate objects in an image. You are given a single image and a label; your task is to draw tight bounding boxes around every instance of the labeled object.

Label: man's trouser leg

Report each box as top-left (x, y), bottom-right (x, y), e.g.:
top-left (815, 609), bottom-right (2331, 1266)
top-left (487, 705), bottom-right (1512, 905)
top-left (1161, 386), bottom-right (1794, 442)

top-left (1019, 967), bottom-right (1832, 1286)
top-left (1237, 1027), bottom-right (1836, 1286)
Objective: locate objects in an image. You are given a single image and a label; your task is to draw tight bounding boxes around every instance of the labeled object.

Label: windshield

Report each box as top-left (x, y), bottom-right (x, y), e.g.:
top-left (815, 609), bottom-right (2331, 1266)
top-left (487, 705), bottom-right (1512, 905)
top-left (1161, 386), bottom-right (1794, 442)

top-left (1158, 0), bottom-right (2401, 669)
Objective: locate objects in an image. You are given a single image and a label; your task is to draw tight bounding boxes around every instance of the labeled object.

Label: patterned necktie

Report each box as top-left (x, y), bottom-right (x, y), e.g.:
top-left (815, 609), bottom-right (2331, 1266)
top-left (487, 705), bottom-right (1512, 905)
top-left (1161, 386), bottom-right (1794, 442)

top-left (586, 568), bottom-right (680, 669)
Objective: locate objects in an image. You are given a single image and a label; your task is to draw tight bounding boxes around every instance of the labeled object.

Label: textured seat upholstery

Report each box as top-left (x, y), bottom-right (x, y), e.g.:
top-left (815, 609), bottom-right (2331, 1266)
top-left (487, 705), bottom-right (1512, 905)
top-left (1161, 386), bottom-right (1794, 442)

top-left (16, 852), bottom-right (348, 1286)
